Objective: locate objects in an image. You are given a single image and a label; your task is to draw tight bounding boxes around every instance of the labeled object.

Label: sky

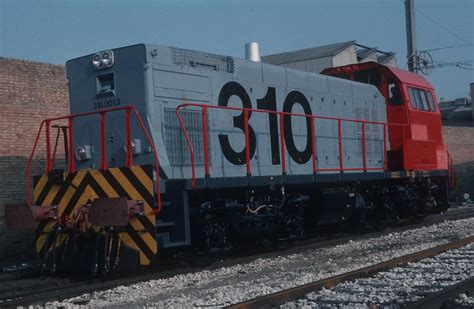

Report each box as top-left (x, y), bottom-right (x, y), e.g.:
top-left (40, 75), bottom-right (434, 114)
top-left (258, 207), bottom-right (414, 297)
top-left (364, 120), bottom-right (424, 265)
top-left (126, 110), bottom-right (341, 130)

top-left (0, 0), bottom-right (473, 100)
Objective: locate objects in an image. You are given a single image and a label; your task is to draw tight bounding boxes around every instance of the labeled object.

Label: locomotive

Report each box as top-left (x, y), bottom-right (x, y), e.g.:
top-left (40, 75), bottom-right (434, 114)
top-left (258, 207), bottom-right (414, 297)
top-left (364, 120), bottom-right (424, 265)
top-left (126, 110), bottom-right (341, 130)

top-left (6, 43), bottom-right (455, 272)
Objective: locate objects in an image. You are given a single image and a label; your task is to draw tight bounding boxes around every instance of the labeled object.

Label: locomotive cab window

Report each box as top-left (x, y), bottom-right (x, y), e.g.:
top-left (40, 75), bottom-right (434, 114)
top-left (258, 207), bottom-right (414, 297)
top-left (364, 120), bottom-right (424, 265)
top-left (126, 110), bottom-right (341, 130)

top-left (417, 89), bottom-right (429, 111)
top-left (408, 87), bottom-right (434, 112)
top-left (426, 91), bottom-right (436, 111)
top-left (388, 80), bottom-right (402, 106)
top-left (408, 87), bottom-right (419, 109)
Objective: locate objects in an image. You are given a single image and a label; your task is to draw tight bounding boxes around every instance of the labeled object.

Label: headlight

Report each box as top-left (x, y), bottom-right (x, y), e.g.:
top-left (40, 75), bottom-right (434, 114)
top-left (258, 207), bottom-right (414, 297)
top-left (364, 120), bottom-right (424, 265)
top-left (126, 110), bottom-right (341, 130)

top-left (101, 50), bottom-right (114, 67)
top-left (92, 53), bottom-right (102, 69)
top-left (76, 146), bottom-right (87, 161)
top-left (92, 50), bottom-right (114, 69)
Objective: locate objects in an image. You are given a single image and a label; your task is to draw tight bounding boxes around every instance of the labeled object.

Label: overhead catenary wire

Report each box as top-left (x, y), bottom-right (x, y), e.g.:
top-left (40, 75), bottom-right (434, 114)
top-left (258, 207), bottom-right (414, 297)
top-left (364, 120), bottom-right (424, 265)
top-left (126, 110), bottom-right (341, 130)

top-left (456, 65), bottom-right (474, 71)
top-left (428, 59), bottom-right (474, 69)
top-left (400, 0), bottom-right (471, 45)
top-left (421, 43), bottom-right (474, 52)
top-left (407, 1), bottom-right (471, 44)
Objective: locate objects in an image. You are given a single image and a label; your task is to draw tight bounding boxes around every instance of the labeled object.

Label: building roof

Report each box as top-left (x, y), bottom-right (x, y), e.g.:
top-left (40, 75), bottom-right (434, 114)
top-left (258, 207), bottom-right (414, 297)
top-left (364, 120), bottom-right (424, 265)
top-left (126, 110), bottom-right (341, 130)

top-left (377, 53), bottom-right (396, 64)
top-left (356, 48), bottom-right (377, 60)
top-left (261, 41), bottom-right (356, 65)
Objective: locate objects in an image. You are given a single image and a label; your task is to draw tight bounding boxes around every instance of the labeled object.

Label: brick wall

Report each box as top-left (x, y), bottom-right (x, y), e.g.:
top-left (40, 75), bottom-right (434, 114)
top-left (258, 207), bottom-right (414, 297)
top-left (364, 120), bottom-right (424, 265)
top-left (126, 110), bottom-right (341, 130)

top-left (0, 58), bottom-right (69, 261)
top-left (442, 126), bottom-right (474, 198)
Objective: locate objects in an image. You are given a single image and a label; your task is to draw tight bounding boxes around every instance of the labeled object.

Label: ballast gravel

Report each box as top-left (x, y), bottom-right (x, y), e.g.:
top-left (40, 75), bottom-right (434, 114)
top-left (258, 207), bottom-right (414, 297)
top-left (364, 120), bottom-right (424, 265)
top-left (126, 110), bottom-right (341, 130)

top-left (48, 218), bottom-right (474, 308)
top-left (282, 244), bottom-right (474, 308)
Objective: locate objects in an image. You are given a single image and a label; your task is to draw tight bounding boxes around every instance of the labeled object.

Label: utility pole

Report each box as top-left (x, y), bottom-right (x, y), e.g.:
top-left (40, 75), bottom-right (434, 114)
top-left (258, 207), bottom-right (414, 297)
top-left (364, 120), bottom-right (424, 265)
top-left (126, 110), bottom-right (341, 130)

top-left (405, 0), bottom-right (417, 73)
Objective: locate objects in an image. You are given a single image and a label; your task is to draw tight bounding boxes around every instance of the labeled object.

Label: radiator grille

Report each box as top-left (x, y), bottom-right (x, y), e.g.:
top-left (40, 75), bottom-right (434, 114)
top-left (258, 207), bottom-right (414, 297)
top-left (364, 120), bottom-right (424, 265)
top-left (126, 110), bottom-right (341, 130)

top-left (353, 106), bottom-right (384, 162)
top-left (164, 108), bottom-right (207, 166)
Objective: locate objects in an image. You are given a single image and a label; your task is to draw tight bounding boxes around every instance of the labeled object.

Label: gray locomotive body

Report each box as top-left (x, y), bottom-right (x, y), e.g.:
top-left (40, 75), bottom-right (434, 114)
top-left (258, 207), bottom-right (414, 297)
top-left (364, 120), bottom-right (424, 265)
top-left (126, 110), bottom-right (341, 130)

top-left (67, 44), bottom-right (386, 183)
top-left (66, 44), bottom-right (388, 250)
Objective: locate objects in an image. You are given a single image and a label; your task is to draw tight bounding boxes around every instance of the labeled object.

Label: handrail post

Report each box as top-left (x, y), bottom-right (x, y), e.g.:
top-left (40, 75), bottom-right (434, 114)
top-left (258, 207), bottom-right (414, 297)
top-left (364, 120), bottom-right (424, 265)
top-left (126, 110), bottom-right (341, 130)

top-left (383, 124), bottom-right (387, 171)
top-left (243, 109), bottom-right (251, 177)
top-left (45, 120), bottom-right (52, 174)
top-left (279, 113), bottom-right (286, 177)
top-left (310, 117), bottom-right (317, 175)
top-left (337, 119), bottom-right (343, 172)
top-left (50, 127), bottom-right (61, 167)
top-left (362, 122), bottom-right (367, 172)
top-left (202, 106), bottom-right (210, 179)
top-left (125, 108), bottom-right (132, 167)
top-left (130, 107), bottom-right (162, 213)
top-left (67, 117), bottom-right (75, 173)
top-left (100, 112), bottom-right (107, 169)
top-left (27, 121), bottom-right (45, 208)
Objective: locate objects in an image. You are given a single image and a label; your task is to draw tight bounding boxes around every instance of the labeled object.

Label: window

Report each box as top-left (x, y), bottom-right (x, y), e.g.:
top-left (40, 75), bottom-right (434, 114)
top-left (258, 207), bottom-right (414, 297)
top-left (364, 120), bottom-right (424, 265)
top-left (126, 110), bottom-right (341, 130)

top-left (426, 91), bottom-right (436, 111)
top-left (388, 80), bottom-right (402, 106)
top-left (408, 87), bottom-right (435, 112)
top-left (416, 89), bottom-right (429, 111)
top-left (408, 87), bottom-right (419, 109)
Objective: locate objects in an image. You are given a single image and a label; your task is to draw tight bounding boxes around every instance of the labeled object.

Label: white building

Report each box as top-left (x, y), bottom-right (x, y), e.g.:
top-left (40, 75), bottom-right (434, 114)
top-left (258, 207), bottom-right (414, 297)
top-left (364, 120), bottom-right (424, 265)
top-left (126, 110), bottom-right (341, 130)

top-left (261, 41), bottom-right (397, 73)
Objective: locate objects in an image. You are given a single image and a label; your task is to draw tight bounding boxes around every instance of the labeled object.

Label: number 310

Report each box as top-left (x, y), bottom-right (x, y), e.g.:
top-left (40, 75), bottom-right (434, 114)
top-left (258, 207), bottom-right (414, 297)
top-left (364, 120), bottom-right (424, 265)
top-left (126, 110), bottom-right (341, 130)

top-left (217, 81), bottom-right (313, 166)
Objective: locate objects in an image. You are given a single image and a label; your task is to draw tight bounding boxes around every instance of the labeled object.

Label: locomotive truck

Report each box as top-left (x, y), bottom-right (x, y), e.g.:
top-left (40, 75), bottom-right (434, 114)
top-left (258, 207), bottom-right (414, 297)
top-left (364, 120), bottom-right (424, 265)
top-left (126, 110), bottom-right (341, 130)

top-left (5, 43), bottom-right (455, 272)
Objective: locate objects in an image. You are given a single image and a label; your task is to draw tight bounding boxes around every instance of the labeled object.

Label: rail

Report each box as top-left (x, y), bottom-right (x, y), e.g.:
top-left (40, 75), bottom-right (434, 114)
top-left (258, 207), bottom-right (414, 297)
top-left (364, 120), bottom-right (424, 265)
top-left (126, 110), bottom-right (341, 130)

top-left (176, 103), bottom-right (407, 188)
top-left (26, 105), bottom-right (162, 213)
top-left (228, 236), bottom-right (474, 309)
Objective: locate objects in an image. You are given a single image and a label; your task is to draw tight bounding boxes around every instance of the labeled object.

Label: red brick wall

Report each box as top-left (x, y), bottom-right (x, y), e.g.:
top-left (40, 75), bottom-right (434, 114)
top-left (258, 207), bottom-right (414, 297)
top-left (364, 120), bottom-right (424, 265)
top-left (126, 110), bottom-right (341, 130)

top-left (0, 58), bottom-right (69, 261)
top-left (442, 126), bottom-right (474, 198)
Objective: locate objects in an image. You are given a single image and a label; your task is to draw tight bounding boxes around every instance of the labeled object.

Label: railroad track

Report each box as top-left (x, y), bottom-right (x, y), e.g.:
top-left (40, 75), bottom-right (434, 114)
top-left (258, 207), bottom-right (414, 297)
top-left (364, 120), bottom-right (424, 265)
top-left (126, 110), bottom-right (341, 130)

top-left (0, 205), bottom-right (472, 308)
top-left (230, 236), bottom-right (474, 308)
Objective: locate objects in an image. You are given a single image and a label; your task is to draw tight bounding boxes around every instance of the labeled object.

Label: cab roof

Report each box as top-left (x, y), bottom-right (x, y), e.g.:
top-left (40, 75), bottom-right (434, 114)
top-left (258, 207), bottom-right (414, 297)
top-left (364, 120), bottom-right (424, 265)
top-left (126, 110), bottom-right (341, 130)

top-left (322, 61), bottom-right (434, 90)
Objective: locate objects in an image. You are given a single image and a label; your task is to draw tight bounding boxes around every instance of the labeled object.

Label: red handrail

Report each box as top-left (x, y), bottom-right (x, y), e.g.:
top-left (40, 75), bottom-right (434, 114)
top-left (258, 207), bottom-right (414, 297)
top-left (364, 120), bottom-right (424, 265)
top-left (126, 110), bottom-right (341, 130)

top-left (279, 114), bottom-right (286, 175)
top-left (176, 102), bottom-right (407, 188)
top-left (26, 105), bottom-right (162, 214)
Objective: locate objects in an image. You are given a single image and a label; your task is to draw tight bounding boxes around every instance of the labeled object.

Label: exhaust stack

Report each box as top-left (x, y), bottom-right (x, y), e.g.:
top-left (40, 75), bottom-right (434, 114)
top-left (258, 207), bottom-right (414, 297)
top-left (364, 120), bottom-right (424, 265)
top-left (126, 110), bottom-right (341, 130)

top-left (245, 42), bottom-right (261, 62)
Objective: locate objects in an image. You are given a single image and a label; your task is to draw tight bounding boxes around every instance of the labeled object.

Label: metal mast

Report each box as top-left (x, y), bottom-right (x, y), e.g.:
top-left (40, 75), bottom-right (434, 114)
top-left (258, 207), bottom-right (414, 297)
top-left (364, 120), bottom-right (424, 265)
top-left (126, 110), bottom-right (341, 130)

top-left (405, 0), bottom-right (417, 73)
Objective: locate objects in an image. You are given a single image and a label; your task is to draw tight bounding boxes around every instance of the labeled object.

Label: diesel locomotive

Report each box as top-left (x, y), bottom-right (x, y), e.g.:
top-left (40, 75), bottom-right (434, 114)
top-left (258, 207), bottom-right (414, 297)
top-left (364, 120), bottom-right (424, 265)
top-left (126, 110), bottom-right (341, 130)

top-left (6, 43), bottom-right (455, 272)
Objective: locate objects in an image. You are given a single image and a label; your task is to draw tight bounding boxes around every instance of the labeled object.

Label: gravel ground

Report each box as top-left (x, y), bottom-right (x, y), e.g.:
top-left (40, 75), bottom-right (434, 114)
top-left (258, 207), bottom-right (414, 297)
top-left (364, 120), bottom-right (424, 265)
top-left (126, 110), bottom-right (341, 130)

top-left (282, 244), bottom-right (474, 308)
top-left (47, 218), bottom-right (474, 308)
top-left (451, 293), bottom-right (474, 307)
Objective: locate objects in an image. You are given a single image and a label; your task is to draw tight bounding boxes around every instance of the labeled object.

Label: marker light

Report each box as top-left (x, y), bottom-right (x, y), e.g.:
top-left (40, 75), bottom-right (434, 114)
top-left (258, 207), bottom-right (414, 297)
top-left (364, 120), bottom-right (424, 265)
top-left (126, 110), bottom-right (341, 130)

top-left (76, 146), bottom-right (87, 161)
top-left (123, 139), bottom-right (141, 156)
top-left (75, 145), bottom-right (92, 161)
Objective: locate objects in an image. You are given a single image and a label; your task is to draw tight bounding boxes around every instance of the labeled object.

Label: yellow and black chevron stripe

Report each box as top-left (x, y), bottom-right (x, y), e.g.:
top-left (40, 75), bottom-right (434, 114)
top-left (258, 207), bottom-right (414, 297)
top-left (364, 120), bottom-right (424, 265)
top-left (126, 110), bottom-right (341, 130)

top-left (33, 165), bottom-right (157, 266)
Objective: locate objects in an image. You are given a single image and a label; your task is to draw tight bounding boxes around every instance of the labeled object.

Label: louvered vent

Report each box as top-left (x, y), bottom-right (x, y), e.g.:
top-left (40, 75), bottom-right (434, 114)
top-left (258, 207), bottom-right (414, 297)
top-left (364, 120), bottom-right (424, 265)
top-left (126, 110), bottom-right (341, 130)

top-left (354, 107), bottom-right (364, 158)
top-left (371, 109), bottom-right (383, 161)
top-left (354, 105), bottom-right (384, 163)
top-left (172, 48), bottom-right (234, 73)
top-left (164, 108), bottom-right (207, 166)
